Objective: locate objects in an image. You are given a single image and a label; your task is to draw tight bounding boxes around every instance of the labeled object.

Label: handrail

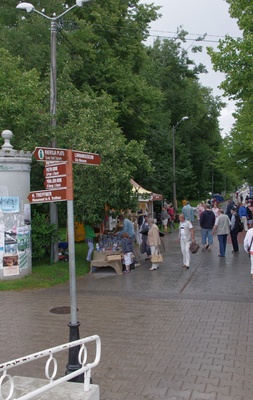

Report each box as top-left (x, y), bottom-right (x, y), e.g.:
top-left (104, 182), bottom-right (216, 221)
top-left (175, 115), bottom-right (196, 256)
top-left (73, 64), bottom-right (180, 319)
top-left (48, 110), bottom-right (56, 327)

top-left (0, 335), bottom-right (101, 400)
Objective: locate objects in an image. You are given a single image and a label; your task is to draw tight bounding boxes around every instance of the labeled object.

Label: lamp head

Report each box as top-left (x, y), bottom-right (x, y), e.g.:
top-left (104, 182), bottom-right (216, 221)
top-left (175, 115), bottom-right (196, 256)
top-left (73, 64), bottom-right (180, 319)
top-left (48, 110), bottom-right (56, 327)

top-left (182, 116), bottom-right (189, 121)
top-left (76, 0), bottom-right (93, 6)
top-left (16, 2), bottom-right (35, 12)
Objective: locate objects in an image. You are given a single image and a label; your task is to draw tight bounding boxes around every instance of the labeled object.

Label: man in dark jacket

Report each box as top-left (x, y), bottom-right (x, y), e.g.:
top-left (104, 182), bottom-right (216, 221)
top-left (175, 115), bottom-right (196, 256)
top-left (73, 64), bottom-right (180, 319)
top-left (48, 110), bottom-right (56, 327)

top-left (200, 204), bottom-right (216, 252)
top-left (225, 199), bottom-right (235, 220)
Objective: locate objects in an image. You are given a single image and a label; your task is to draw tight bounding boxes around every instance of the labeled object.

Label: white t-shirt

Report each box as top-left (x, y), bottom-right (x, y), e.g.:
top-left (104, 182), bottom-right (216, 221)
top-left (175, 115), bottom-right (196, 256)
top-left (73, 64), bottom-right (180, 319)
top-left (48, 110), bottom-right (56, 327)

top-left (180, 221), bottom-right (193, 240)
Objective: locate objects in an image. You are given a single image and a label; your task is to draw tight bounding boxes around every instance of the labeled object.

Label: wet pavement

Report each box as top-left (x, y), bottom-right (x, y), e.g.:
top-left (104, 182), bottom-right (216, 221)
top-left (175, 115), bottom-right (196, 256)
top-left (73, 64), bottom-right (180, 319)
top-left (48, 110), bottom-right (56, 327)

top-left (1, 221), bottom-right (253, 399)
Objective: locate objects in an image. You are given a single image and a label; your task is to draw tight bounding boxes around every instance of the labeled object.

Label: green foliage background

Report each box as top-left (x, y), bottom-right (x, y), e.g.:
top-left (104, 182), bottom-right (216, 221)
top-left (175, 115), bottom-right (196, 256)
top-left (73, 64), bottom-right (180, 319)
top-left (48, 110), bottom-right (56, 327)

top-left (0, 0), bottom-right (239, 227)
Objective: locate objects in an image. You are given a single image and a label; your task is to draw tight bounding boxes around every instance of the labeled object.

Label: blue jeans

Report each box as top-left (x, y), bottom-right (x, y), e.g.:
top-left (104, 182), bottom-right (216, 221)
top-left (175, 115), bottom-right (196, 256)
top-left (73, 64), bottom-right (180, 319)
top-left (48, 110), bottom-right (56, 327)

top-left (201, 228), bottom-right (213, 245)
top-left (218, 234), bottom-right (228, 256)
top-left (86, 241), bottom-right (94, 262)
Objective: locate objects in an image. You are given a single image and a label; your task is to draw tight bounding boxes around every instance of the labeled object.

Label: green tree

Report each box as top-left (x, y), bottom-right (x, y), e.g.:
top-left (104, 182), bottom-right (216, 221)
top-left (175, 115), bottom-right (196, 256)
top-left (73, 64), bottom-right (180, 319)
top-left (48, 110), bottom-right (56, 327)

top-left (0, 48), bottom-right (49, 149)
top-left (2, 0), bottom-right (161, 143)
top-left (0, 0), bottom-right (224, 211)
top-left (49, 76), bottom-right (153, 222)
top-left (207, 0), bottom-right (253, 190)
top-left (138, 38), bottom-right (223, 199)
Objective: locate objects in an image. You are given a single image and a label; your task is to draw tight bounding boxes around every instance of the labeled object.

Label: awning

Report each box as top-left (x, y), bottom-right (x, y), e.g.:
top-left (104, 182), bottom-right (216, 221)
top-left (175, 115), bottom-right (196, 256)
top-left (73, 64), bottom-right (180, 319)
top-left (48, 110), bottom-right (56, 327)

top-left (130, 179), bottom-right (163, 202)
top-left (152, 193), bottom-right (163, 201)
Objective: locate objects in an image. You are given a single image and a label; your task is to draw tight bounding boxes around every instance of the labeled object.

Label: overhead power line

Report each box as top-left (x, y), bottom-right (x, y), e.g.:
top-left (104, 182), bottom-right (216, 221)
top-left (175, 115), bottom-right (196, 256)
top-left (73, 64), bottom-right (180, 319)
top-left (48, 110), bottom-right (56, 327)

top-left (148, 29), bottom-right (241, 43)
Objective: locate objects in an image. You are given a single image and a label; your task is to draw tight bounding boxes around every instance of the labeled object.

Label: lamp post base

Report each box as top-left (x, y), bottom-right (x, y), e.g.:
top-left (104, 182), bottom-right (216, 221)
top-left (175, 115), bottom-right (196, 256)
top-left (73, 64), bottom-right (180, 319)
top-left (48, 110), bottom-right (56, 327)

top-left (65, 321), bottom-right (84, 383)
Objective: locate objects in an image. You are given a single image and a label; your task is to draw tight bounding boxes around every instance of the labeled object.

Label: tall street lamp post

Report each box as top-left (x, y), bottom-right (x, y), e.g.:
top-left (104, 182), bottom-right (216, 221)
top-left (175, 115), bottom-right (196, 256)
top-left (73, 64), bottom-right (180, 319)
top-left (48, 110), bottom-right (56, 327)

top-left (172, 116), bottom-right (189, 211)
top-left (16, 1), bottom-right (92, 263)
top-left (16, 1), bottom-right (93, 381)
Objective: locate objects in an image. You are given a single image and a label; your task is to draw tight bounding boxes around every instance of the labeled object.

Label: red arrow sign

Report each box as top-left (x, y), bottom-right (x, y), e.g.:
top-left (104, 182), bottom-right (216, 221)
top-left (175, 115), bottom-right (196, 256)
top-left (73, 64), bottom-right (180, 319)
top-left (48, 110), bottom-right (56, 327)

top-left (28, 188), bottom-right (67, 203)
top-left (44, 163), bottom-right (66, 178)
top-left (33, 147), bottom-right (68, 162)
top-left (44, 176), bottom-right (67, 189)
top-left (72, 150), bottom-right (101, 165)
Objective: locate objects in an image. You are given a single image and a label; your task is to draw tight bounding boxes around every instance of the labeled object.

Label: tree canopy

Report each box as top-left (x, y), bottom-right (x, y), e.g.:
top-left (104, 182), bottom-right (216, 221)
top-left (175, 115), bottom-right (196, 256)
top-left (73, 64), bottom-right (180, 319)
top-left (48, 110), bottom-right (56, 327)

top-left (207, 0), bottom-right (253, 187)
top-left (0, 0), bottom-right (225, 222)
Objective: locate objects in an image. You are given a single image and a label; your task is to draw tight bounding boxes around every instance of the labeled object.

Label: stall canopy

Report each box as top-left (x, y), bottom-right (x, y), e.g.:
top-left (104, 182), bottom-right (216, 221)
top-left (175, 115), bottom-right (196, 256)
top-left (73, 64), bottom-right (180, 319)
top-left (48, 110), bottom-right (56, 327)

top-left (130, 179), bottom-right (163, 217)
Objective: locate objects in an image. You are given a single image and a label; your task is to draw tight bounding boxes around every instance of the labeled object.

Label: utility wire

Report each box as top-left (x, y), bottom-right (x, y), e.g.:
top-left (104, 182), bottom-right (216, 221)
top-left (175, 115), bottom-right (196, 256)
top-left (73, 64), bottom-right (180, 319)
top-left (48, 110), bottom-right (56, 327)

top-left (148, 29), bottom-right (240, 41)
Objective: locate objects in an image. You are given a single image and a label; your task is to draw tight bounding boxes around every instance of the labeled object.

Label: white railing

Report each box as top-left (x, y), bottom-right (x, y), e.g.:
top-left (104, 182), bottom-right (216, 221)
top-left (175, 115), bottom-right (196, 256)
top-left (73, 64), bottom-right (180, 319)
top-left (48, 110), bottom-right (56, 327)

top-left (0, 335), bottom-right (101, 400)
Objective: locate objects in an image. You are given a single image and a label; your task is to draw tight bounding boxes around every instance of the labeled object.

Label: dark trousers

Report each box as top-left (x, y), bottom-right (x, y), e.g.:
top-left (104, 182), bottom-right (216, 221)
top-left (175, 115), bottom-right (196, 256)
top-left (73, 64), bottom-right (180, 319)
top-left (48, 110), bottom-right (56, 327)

top-left (230, 230), bottom-right (239, 252)
top-left (218, 234), bottom-right (228, 256)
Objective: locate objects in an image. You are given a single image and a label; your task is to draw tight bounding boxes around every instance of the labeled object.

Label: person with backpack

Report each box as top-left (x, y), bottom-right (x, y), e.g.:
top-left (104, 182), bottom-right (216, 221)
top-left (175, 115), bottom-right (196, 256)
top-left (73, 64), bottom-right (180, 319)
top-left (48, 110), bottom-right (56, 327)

top-left (230, 207), bottom-right (241, 254)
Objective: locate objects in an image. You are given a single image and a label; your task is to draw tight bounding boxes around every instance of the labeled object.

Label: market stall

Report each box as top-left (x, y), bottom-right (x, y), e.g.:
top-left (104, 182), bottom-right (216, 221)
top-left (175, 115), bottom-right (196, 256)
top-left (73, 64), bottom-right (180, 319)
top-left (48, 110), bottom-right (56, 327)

top-left (130, 179), bottom-right (163, 219)
top-left (90, 233), bottom-right (123, 274)
top-left (90, 250), bottom-right (122, 274)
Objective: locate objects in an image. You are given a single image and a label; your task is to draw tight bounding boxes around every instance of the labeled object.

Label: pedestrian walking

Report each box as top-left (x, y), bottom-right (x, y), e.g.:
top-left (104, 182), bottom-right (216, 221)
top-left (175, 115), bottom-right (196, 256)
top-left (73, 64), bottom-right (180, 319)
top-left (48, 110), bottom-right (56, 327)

top-left (147, 218), bottom-right (161, 271)
top-left (200, 203), bottom-right (215, 252)
top-left (212, 209), bottom-right (230, 257)
top-left (230, 206), bottom-right (240, 254)
top-left (167, 203), bottom-right (175, 232)
top-left (140, 215), bottom-right (151, 260)
top-left (238, 203), bottom-right (248, 232)
top-left (197, 201), bottom-right (205, 222)
top-left (182, 201), bottom-right (194, 222)
top-left (243, 227), bottom-right (253, 282)
top-left (225, 198), bottom-right (235, 220)
top-left (212, 202), bottom-right (220, 220)
top-left (178, 213), bottom-right (195, 269)
top-left (161, 206), bottom-right (170, 234)
top-left (115, 214), bottom-right (140, 267)
top-left (121, 232), bottom-right (134, 274)
top-left (246, 203), bottom-right (253, 228)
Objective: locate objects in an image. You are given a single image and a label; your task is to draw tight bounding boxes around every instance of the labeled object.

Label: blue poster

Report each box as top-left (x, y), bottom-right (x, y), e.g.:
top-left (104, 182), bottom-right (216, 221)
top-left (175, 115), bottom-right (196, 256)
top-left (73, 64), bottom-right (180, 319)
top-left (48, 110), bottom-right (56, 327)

top-left (0, 197), bottom-right (19, 213)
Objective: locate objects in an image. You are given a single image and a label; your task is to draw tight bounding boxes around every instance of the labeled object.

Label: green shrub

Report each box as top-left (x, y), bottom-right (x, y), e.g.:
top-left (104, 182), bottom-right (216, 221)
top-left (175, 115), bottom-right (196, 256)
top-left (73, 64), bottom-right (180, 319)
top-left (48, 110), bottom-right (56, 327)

top-left (31, 211), bottom-right (57, 260)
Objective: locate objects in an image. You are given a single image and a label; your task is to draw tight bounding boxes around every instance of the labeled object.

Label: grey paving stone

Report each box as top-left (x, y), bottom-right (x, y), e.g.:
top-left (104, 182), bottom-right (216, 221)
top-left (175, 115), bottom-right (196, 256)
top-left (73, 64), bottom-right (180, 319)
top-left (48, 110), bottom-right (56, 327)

top-left (1, 222), bottom-right (253, 399)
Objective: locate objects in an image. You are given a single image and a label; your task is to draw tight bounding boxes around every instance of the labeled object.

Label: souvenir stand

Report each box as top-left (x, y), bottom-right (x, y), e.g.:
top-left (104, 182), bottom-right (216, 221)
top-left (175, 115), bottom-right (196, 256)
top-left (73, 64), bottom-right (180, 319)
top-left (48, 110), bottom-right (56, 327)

top-left (90, 180), bottom-right (163, 274)
top-left (130, 179), bottom-right (163, 219)
top-left (90, 233), bottom-right (123, 275)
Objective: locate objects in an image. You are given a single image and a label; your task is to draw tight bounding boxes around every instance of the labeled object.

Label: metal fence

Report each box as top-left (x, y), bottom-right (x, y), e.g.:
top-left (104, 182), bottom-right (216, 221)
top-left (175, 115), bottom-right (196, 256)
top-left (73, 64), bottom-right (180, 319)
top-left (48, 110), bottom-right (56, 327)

top-left (0, 335), bottom-right (101, 400)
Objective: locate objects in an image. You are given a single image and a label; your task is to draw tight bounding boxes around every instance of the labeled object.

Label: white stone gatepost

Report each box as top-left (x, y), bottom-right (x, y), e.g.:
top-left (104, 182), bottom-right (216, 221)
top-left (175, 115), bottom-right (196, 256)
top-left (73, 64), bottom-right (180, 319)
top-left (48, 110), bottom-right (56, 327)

top-left (0, 130), bottom-right (32, 279)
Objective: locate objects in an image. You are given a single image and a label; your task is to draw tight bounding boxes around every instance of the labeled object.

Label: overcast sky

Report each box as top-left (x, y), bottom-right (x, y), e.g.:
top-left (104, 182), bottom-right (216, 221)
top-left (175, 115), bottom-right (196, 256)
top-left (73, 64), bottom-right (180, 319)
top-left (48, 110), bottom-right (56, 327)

top-left (141, 0), bottom-right (241, 136)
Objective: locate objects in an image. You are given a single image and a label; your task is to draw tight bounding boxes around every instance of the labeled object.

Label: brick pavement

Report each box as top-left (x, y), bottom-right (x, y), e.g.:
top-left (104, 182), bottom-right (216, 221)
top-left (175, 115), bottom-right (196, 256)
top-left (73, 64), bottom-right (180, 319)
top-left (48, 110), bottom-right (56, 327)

top-left (1, 222), bottom-right (253, 400)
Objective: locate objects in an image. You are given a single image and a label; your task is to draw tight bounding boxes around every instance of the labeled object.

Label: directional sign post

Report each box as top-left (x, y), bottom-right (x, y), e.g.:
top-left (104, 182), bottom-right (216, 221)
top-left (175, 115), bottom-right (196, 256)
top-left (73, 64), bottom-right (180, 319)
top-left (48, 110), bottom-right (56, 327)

top-left (29, 146), bottom-right (101, 378)
top-left (44, 162), bottom-right (66, 178)
top-left (72, 150), bottom-right (101, 165)
top-left (28, 188), bottom-right (67, 203)
top-left (33, 147), bottom-right (68, 162)
top-left (44, 176), bottom-right (67, 189)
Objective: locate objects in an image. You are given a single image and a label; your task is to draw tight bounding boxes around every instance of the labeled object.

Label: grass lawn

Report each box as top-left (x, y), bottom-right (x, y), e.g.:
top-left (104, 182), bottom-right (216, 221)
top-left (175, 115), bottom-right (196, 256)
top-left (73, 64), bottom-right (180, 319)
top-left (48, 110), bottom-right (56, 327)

top-left (0, 241), bottom-right (89, 291)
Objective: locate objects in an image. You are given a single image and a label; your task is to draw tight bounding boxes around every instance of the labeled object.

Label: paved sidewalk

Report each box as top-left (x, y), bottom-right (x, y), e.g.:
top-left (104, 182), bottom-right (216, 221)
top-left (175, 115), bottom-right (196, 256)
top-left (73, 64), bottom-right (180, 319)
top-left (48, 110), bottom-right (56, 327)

top-left (1, 222), bottom-right (253, 400)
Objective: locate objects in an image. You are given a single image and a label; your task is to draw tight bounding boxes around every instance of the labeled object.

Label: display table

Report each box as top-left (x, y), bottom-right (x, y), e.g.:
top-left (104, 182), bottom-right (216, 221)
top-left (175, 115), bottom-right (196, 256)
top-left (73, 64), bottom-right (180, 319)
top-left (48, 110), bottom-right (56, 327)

top-left (90, 250), bottom-right (123, 275)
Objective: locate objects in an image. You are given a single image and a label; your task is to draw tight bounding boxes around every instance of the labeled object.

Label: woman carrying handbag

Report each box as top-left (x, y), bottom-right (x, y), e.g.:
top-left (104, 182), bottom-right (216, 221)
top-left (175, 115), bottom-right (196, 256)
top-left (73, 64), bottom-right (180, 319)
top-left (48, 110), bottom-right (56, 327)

top-left (147, 218), bottom-right (161, 271)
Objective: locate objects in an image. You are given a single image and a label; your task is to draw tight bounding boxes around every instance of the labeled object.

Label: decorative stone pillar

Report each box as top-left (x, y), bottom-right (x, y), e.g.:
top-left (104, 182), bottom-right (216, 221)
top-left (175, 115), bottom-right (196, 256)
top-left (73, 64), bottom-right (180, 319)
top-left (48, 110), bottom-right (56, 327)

top-left (0, 130), bottom-right (32, 279)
